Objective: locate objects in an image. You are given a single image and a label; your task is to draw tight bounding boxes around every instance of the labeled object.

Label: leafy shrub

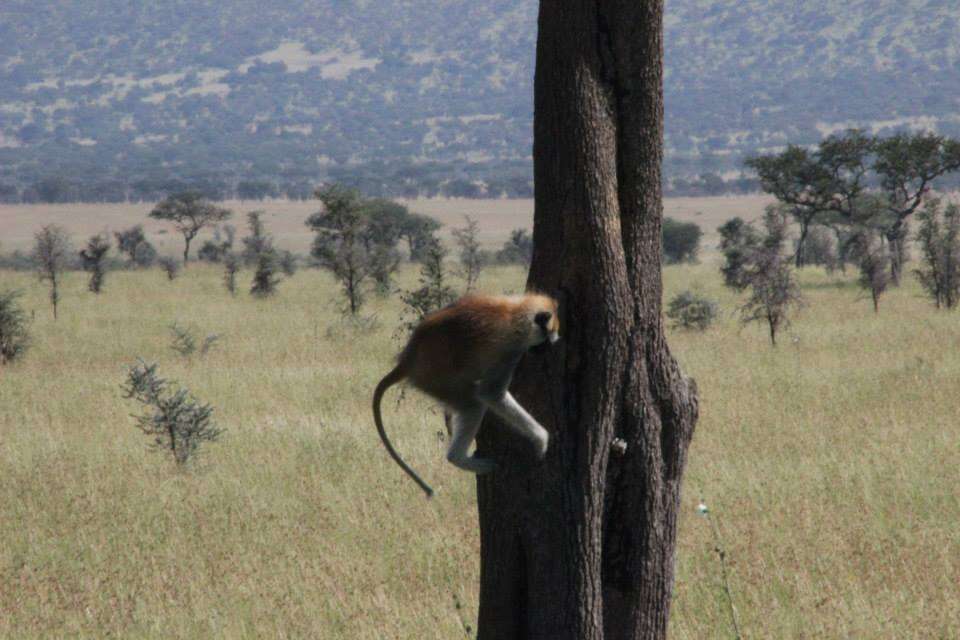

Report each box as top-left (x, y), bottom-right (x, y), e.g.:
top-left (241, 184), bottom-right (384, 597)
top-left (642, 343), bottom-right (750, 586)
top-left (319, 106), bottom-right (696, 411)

top-left (133, 241), bottom-right (158, 267)
top-left (666, 291), bottom-right (719, 331)
top-left (79, 233), bottom-right (111, 293)
top-left (223, 253), bottom-right (240, 295)
top-left (662, 218), bottom-right (702, 264)
top-left (251, 250), bottom-right (281, 297)
top-left (718, 217), bottom-right (760, 289)
top-left (122, 360), bottom-right (224, 465)
top-left (0, 289), bottom-right (30, 364)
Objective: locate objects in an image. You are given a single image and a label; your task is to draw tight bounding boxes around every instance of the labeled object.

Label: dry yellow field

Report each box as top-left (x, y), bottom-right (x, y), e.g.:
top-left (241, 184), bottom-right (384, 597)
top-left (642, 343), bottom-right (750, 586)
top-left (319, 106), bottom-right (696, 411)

top-left (0, 195), bottom-right (774, 255)
top-left (1, 198), bottom-right (957, 639)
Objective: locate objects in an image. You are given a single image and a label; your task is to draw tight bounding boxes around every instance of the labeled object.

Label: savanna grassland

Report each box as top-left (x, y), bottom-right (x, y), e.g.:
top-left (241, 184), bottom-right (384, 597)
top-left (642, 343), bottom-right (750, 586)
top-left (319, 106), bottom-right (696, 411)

top-left (1, 197), bottom-right (958, 639)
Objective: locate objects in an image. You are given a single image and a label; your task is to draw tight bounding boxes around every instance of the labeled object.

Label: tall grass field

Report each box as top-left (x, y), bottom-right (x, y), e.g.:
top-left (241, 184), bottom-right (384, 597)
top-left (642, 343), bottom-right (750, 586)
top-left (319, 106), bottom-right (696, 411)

top-left (1, 202), bottom-right (958, 638)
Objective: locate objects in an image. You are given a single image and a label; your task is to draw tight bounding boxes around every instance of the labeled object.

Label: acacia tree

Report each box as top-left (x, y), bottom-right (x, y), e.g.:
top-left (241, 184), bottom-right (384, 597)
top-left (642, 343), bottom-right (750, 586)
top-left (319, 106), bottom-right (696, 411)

top-left (474, 3), bottom-right (698, 639)
top-left (746, 130), bottom-right (872, 268)
top-left (873, 133), bottom-right (960, 284)
top-left (149, 191), bottom-right (232, 265)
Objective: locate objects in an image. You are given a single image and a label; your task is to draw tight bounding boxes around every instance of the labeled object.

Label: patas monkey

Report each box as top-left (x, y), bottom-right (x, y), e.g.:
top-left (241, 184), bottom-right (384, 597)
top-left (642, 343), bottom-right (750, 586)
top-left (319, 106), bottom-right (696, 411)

top-left (373, 293), bottom-right (560, 497)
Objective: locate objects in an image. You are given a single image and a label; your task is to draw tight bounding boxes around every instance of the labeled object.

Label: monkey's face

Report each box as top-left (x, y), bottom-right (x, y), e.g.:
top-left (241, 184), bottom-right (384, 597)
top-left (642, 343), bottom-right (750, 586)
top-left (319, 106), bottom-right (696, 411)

top-left (532, 308), bottom-right (560, 347)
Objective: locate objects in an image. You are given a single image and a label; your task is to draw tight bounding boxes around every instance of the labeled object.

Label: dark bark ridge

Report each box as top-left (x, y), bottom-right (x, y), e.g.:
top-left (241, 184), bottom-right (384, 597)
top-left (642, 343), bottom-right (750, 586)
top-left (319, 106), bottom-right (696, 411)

top-left (475, 2), bottom-right (698, 640)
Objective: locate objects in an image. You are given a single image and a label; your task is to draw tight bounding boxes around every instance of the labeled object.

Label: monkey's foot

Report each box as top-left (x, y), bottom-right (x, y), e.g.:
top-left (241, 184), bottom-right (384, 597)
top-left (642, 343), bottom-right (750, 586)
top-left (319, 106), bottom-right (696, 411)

top-left (533, 432), bottom-right (549, 460)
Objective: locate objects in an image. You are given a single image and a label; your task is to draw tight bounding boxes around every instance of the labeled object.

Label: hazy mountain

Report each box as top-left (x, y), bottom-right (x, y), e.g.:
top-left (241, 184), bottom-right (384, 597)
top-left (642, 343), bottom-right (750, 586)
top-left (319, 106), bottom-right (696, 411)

top-left (1, 0), bottom-right (958, 200)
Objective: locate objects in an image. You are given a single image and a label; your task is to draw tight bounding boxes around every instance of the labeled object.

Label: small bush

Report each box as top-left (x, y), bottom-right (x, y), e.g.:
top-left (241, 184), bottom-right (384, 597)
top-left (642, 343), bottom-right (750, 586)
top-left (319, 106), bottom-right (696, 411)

top-left (400, 237), bottom-right (457, 332)
top-left (169, 323), bottom-right (220, 358)
top-left (133, 241), bottom-right (158, 267)
top-left (122, 360), bottom-right (224, 466)
top-left (79, 233), bottom-right (111, 293)
top-left (0, 289), bottom-right (30, 364)
top-left (666, 291), bottom-right (719, 331)
top-left (223, 253), bottom-right (240, 295)
top-left (662, 218), bottom-right (702, 264)
top-left (251, 250), bottom-right (281, 297)
top-left (198, 224), bottom-right (236, 263)
top-left (158, 257), bottom-right (180, 280)
top-left (278, 250), bottom-right (298, 276)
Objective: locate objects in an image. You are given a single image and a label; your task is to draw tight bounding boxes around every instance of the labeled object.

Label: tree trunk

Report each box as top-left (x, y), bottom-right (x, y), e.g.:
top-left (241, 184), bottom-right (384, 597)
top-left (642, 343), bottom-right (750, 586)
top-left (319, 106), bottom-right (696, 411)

top-left (795, 219), bottom-right (809, 268)
top-left (886, 225), bottom-right (905, 286)
top-left (475, 2), bottom-right (698, 639)
top-left (183, 236), bottom-right (192, 265)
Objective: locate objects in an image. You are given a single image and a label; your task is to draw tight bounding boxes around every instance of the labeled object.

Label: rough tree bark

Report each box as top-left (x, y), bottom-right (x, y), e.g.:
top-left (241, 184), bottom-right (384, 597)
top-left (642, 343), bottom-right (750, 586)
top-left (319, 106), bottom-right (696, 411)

top-left (475, 2), bottom-right (698, 639)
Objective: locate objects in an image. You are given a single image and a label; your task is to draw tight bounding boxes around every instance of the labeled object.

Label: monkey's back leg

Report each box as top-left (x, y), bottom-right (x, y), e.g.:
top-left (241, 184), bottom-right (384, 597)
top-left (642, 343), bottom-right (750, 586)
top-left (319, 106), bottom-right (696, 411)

top-left (445, 401), bottom-right (497, 475)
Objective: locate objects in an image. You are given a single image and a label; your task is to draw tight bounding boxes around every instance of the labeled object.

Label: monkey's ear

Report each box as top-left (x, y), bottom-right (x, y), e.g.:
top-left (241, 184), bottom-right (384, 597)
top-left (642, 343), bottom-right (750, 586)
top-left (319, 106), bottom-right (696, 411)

top-left (534, 311), bottom-right (551, 328)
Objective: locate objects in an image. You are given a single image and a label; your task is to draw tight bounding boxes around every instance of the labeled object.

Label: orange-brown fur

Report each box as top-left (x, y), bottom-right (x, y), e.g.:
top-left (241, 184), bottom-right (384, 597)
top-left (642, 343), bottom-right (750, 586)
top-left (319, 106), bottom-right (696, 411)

top-left (373, 293), bottom-right (559, 497)
top-left (400, 294), bottom-right (558, 410)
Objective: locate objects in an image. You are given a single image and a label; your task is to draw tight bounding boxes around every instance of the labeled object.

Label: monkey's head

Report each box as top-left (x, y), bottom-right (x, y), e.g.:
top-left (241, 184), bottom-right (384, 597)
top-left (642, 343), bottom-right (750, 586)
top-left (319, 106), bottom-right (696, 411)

top-left (526, 294), bottom-right (560, 348)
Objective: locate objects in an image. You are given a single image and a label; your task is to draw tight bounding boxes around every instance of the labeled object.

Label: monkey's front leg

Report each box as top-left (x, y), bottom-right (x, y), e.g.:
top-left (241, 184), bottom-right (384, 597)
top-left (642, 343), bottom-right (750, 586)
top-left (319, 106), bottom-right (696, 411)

top-left (485, 391), bottom-right (549, 460)
top-left (446, 403), bottom-right (498, 474)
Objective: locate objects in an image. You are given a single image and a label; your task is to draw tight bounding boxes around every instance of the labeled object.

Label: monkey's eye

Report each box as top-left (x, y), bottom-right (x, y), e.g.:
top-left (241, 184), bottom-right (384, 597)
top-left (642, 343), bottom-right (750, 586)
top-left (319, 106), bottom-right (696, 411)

top-left (534, 311), bottom-right (552, 329)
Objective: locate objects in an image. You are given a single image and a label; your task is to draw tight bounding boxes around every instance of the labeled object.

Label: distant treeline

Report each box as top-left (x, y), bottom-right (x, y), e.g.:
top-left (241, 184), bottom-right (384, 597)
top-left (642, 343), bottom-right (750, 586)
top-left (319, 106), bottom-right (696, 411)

top-left (0, 159), bottom-right (771, 204)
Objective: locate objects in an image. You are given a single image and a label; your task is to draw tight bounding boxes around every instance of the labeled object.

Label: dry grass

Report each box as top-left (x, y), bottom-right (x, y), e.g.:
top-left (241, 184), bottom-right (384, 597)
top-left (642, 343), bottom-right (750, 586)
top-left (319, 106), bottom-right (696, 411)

top-left (1, 203), bottom-right (957, 638)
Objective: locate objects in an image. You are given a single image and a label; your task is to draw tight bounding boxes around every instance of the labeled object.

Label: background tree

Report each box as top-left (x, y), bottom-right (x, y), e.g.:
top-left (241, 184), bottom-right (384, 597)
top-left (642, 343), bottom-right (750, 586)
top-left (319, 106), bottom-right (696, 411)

top-left (661, 217), bottom-right (702, 263)
top-left (853, 232), bottom-right (891, 313)
top-left (399, 237), bottom-right (457, 331)
top-left (223, 253), bottom-right (240, 296)
top-left (149, 191), bottom-right (232, 265)
top-left (114, 225), bottom-right (158, 267)
top-left (198, 224), bottom-right (235, 263)
top-left (746, 130), bottom-right (872, 267)
top-left (236, 179), bottom-right (277, 201)
top-left (474, 2), bottom-right (698, 639)
top-left (308, 185), bottom-right (401, 314)
top-left (79, 233), bottom-right (111, 293)
top-left (452, 215), bottom-right (485, 291)
top-left (718, 216), bottom-right (760, 289)
top-left (33, 224), bottom-right (72, 320)
top-left (738, 207), bottom-right (803, 345)
top-left (913, 197), bottom-right (960, 309)
top-left (495, 228), bottom-right (533, 265)
top-left (250, 249), bottom-right (281, 297)
top-left (158, 257), bottom-right (180, 281)
top-left (399, 213), bottom-right (442, 262)
top-left (873, 133), bottom-right (960, 284)
top-left (239, 211), bottom-right (282, 297)
top-left (241, 211), bottom-right (271, 265)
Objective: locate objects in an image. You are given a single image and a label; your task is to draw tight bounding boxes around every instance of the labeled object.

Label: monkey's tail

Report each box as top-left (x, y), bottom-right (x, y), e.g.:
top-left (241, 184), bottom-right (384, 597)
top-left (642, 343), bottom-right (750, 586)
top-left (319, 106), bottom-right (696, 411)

top-left (373, 365), bottom-right (435, 498)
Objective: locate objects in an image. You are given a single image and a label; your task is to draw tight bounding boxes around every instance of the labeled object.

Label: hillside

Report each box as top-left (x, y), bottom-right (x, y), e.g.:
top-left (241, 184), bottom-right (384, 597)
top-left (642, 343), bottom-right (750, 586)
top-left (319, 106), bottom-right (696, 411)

top-left (1, 0), bottom-right (958, 199)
